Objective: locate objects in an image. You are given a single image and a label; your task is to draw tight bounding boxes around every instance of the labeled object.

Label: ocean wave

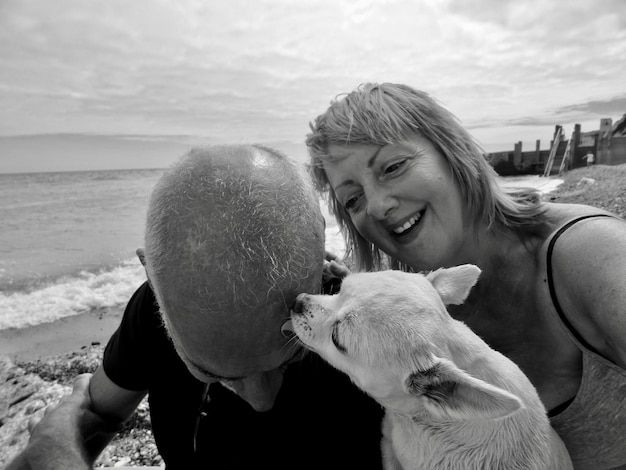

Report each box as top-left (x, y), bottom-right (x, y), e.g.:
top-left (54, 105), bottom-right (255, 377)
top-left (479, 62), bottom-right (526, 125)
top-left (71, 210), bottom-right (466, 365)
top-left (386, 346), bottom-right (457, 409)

top-left (0, 228), bottom-right (347, 331)
top-left (0, 259), bottom-right (147, 330)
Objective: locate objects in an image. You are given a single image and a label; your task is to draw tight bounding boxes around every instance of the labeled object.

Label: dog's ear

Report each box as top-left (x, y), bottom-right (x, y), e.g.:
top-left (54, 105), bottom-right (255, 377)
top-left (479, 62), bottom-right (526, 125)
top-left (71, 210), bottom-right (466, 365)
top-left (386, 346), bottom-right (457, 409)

top-left (425, 264), bottom-right (481, 305)
top-left (405, 357), bottom-right (522, 420)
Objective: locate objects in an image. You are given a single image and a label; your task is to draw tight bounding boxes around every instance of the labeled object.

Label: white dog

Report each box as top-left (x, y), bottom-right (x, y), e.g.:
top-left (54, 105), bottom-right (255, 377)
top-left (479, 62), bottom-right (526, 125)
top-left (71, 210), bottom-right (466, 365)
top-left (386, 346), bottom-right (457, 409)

top-left (290, 265), bottom-right (573, 470)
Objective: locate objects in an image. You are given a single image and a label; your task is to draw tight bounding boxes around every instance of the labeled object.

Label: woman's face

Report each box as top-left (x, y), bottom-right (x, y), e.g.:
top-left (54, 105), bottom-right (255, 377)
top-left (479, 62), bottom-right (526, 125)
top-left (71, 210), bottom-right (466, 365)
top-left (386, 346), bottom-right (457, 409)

top-left (324, 134), bottom-right (471, 270)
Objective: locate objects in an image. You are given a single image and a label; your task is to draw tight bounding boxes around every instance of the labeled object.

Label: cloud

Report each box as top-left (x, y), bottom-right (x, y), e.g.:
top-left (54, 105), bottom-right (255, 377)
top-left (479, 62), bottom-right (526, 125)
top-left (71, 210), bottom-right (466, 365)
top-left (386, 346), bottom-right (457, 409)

top-left (464, 95), bottom-right (626, 134)
top-left (0, 0), bottom-right (624, 159)
top-left (556, 96), bottom-right (626, 117)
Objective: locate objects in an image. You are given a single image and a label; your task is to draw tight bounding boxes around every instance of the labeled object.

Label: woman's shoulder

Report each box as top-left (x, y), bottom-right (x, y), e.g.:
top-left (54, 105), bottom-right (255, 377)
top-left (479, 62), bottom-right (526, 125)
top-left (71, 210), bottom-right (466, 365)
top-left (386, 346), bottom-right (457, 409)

top-left (541, 202), bottom-right (619, 227)
top-left (540, 201), bottom-right (625, 274)
top-left (517, 202), bottom-right (621, 258)
top-left (541, 202), bottom-right (626, 369)
top-left (540, 202), bottom-right (625, 255)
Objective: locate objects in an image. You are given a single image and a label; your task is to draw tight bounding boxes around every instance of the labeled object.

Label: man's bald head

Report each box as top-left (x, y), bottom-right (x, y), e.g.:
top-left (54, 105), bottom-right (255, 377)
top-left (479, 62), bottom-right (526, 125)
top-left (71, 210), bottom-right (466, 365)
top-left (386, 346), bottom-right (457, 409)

top-left (143, 144), bottom-right (325, 373)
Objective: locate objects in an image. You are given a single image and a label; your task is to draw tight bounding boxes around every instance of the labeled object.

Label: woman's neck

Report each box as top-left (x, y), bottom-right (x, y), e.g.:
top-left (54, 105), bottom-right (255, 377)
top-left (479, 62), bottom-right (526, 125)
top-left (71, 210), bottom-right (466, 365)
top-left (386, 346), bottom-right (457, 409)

top-left (446, 221), bottom-right (536, 270)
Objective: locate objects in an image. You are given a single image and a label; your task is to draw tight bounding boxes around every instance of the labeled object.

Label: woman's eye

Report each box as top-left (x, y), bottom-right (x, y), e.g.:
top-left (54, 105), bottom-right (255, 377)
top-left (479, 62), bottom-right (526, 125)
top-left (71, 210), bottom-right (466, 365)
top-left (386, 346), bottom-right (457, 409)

top-left (344, 194), bottom-right (361, 211)
top-left (383, 159), bottom-right (406, 175)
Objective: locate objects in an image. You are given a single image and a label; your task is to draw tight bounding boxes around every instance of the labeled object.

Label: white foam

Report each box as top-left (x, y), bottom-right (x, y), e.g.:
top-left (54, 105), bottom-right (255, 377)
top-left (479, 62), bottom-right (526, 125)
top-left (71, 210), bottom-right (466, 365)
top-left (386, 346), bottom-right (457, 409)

top-left (0, 259), bottom-right (147, 330)
top-left (500, 175), bottom-right (564, 194)
top-left (0, 224), bottom-right (348, 331)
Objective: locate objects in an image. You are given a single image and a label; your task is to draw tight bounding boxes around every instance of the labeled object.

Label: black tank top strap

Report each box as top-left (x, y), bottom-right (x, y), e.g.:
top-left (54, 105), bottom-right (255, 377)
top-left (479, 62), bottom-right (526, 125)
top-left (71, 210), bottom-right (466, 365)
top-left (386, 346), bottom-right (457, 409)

top-left (546, 214), bottom-right (614, 353)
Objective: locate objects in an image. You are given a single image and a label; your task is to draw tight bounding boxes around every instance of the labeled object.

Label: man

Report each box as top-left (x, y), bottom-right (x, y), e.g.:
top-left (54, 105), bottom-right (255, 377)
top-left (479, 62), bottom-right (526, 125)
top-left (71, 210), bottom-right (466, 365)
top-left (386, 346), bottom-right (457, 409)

top-left (7, 145), bottom-right (384, 469)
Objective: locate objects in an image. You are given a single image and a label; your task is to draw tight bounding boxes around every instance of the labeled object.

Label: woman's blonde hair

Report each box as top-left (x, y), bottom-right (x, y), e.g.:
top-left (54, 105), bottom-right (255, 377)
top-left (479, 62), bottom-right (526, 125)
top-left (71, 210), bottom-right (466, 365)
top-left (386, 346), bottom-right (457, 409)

top-left (306, 83), bottom-right (545, 271)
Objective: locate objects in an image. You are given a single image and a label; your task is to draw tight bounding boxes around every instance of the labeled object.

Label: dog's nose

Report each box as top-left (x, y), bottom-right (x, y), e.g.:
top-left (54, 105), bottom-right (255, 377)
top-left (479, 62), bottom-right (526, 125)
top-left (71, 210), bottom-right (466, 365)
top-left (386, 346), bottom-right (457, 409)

top-left (291, 294), bottom-right (307, 314)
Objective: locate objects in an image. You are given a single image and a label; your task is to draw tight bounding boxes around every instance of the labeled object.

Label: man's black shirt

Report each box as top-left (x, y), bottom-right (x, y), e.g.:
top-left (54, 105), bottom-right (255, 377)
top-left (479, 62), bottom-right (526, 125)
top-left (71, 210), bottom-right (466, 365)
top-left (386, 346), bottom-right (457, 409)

top-left (103, 282), bottom-right (385, 469)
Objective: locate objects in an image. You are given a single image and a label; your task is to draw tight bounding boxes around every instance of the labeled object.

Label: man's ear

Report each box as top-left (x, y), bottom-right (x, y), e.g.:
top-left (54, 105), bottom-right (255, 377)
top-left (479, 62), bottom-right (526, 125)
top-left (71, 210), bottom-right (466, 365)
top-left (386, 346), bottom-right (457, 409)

top-left (425, 264), bottom-right (481, 305)
top-left (136, 248), bottom-right (154, 288)
top-left (405, 357), bottom-right (522, 420)
top-left (136, 248), bottom-right (147, 267)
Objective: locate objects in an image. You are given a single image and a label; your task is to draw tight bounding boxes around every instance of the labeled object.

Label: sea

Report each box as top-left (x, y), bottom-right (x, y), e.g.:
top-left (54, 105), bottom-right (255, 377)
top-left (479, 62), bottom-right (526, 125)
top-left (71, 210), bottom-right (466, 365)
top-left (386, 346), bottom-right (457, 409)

top-left (0, 168), bottom-right (347, 331)
top-left (0, 169), bottom-right (562, 332)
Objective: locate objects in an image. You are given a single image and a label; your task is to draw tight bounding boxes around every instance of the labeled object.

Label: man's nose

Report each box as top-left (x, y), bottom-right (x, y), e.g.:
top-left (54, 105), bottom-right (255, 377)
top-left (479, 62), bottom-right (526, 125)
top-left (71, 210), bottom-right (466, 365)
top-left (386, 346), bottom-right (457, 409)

top-left (232, 369), bottom-right (284, 412)
top-left (365, 186), bottom-right (397, 220)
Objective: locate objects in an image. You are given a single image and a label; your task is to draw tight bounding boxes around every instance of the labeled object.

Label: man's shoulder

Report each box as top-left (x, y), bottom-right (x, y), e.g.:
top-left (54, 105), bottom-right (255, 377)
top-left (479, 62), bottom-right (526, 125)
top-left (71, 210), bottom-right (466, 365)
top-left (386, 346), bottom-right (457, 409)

top-left (130, 281), bottom-right (158, 308)
top-left (102, 282), bottom-right (182, 390)
top-left (122, 282), bottom-right (162, 325)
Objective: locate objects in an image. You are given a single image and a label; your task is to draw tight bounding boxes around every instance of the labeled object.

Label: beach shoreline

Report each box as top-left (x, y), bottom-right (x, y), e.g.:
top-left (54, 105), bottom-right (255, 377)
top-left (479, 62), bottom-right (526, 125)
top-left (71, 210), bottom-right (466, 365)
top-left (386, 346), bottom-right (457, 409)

top-left (0, 307), bottom-right (122, 361)
top-left (0, 175), bottom-right (567, 363)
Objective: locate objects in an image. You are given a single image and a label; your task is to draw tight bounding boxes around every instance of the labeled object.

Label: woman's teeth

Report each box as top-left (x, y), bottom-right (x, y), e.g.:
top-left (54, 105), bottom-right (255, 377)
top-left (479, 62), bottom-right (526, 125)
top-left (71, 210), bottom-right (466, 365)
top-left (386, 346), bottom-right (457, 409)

top-left (393, 213), bottom-right (421, 234)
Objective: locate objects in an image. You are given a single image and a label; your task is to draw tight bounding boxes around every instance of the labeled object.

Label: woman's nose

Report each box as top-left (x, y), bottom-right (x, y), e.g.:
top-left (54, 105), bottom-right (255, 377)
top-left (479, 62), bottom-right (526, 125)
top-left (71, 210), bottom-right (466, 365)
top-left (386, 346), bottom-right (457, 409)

top-left (365, 186), bottom-right (397, 220)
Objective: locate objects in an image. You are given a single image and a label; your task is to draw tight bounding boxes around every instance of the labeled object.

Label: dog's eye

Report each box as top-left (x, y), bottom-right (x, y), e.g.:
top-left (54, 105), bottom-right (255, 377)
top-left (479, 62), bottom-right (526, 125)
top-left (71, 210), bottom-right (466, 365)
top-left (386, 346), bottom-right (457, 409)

top-left (331, 322), bottom-right (347, 353)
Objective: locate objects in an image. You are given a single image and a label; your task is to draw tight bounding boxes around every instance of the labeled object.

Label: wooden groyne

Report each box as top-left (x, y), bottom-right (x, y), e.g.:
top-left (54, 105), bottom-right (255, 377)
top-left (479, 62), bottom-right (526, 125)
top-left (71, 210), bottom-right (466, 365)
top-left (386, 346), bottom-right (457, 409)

top-left (488, 115), bottom-right (626, 176)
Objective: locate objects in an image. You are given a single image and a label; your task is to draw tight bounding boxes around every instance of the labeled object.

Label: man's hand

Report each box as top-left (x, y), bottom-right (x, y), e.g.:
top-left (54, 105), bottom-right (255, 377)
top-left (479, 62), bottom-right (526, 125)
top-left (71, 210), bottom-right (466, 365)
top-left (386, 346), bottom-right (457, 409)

top-left (322, 251), bottom-right (350, 295)
top-left (6, 374), bottom-right (123, 470)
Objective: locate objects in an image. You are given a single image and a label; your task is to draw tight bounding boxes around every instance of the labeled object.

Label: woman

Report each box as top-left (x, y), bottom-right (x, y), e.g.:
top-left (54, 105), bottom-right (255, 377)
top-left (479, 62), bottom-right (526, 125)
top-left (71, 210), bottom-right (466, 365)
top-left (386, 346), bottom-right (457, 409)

top-left (306, 83), bottom-right (626, 469)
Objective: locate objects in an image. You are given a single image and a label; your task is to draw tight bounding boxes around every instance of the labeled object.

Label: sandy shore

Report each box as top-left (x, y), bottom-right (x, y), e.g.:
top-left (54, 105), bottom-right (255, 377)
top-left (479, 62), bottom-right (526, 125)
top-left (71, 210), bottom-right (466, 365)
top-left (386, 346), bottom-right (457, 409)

top-left (0, 307), bottom-right (123, 361)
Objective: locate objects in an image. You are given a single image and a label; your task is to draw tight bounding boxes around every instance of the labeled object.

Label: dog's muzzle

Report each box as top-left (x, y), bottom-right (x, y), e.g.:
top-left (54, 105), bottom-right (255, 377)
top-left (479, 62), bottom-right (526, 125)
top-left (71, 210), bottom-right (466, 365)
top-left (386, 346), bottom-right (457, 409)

top-left (288, 295), bottom-right (309, 339)
top-left (291, 294), bottom-right (309, 315)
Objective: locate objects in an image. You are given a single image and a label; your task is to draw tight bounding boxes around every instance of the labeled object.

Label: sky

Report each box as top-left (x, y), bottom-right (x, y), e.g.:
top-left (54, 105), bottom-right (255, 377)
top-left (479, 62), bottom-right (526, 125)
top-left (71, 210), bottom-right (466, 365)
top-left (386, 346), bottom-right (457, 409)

top-left (0, 0), bottom-right (625, 173)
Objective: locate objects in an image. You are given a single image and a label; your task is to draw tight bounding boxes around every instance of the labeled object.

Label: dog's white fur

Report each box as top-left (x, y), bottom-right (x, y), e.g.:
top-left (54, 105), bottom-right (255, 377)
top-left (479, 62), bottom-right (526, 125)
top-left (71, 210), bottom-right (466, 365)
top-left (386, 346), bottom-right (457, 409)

top-left (291, 265), bottom-right (573, 470)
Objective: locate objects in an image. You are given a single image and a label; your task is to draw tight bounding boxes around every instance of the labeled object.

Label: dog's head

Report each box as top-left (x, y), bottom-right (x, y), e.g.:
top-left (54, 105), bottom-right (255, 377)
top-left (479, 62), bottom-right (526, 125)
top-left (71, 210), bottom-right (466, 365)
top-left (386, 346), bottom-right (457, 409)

top-left (291, 265), bottom-right (522, 421)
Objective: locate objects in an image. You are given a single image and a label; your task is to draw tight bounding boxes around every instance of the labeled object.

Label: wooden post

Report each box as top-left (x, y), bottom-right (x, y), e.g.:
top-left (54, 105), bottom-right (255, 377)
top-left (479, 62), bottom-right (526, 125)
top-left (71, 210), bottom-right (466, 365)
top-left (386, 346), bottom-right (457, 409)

top-left (558, 134), bottom-right (573, 176)
top-left (573, 124), bottom-right (581, 167)
top-left (543, 126), bottom-right (563, 177)
top-left (513, 141), bottom-right (522, 169)
top-left (535, 140), bottom-right (541, 165)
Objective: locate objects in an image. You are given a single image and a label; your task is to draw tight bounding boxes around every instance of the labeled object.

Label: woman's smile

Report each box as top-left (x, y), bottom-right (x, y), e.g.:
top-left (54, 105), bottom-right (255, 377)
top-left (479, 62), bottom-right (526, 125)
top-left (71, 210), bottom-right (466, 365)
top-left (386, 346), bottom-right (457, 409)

top-left (393, 210), bottom-right (422, 234)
